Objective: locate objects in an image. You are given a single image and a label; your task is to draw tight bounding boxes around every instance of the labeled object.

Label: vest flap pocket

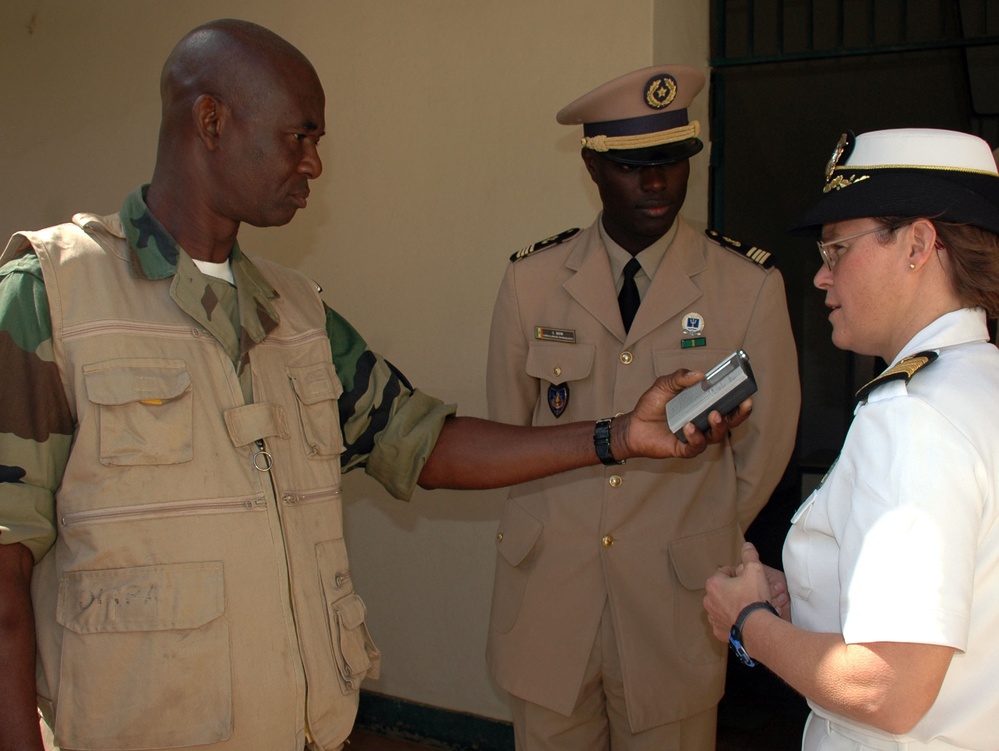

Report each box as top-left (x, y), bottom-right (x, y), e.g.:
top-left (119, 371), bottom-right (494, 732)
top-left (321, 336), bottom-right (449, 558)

top-left (496, 502), bottom-right (544, 567)
top-left (288, 362), bottom-right (343, 405)
top-left (84, 360), bottom-right (191, 406)
top-left (56, 561), bottom-right (224, 634)
top-left (332, 592), bottom-right (366, 630)
top-left (667, 524), bottom-right (740, 591)
top-left (526, 342), bottom-right (595, 383)
top-left (82, 359), bottom-right (193, 466)
top-left (287, 362), bottom-right (344, 458)
top-left (329, 592), bottom-right (380, 691)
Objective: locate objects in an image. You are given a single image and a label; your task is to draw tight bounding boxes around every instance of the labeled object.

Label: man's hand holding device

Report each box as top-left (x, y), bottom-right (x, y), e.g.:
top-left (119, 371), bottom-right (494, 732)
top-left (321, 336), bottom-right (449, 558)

top-left (666, 350), bottom-right (757, 441)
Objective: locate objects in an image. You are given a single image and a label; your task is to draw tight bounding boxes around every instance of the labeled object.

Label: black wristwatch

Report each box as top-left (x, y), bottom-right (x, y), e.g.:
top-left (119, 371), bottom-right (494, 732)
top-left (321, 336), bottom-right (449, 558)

top-left (593, 418), bottom-right (625, 466)
top-left (729, 601), bottom-right (778, 667)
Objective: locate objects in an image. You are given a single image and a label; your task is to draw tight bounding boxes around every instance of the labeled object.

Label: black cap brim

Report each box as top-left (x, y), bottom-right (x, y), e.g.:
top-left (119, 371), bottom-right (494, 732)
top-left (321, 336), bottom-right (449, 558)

top-left (601, 137), bottom-right (703, 166)
top-left (790, 169), bottom-right (999, 237)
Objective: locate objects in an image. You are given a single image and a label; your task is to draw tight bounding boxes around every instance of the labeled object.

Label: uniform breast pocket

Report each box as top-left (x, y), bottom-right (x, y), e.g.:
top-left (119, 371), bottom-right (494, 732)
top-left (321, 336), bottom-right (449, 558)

top-left (652, 348), bottom-right (731, 380)
top-left (83, 359), bottom-right (193, 466)
top-left (785, 492), bottom-right (818, 602)
top-left (525, 342), bottom-right (594, 422)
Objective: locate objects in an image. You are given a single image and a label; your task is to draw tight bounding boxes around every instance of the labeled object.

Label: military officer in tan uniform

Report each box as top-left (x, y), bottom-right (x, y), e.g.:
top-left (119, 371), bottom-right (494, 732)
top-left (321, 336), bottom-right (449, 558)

top-left (485, 65), bottom-right (801, 751)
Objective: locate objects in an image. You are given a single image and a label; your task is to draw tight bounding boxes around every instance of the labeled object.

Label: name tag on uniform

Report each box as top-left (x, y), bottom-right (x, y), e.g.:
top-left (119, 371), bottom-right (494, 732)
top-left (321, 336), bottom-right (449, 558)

top-left (535, 327), bottom-right (576, 343)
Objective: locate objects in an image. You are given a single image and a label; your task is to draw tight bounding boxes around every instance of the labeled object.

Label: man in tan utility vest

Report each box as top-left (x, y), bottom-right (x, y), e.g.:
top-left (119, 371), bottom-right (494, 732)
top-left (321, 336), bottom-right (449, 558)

top-left (0, 20), bottom-right (751, 751)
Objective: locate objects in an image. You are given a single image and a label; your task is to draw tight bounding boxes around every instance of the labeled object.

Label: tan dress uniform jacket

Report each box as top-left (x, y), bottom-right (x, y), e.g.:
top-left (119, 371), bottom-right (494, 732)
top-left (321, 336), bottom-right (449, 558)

top-left (17, 213), bottom-right (376, 751)
top-left (485, 216), bottom-right (800, 732)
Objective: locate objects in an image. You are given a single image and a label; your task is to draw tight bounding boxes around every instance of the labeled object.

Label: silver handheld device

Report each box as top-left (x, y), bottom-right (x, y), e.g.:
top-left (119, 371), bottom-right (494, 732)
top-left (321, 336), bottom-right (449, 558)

top-left (665, 350), bottom-right (757, 440)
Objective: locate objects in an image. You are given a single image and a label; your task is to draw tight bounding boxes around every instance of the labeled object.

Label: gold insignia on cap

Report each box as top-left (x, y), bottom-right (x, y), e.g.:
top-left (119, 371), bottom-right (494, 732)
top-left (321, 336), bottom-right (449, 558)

top-left (823, 174), bottom-right (870, 193)
top-left (825, 133), bottom-right (851, 182)
top-left (645, 75), bottom-right (678, 109)
top-left (822, 131), bottom-right (867, 193)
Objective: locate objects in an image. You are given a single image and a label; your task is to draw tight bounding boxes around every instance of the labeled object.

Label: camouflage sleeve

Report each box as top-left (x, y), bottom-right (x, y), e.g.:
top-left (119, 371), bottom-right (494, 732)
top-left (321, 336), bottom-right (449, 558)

top-left (0, 251), bottom-right (74, 560)
top-left (325, 304), bottom-right (456, 501)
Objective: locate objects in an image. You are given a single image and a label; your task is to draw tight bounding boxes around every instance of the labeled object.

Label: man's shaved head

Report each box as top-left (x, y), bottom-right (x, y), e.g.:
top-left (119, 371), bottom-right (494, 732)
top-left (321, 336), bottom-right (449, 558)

top-left (146, 19), bottom-right (326, 256)
top-left (159, 19), bottom-right (319, 129)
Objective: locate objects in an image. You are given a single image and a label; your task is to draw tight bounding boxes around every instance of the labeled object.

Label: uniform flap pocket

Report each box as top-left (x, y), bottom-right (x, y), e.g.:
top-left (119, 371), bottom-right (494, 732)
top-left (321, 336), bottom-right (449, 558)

top-left (526, 342), bottom-right (595, 382)
top-left (223, 402), bottom-right (291, 447)
top-left (287, 362), bottom-right (343, 405)
top-left (668, 524), bottom-right (741, 591)
top-left (496, 503), bottom-right (544, 567)
top-left (652, 348), bottom-right (729, 379)
top-left (332, 593), bottom-right (367, 630)
top-left (84, 359), bottom-right (191, 406)
top-left (56, 561), bottom-right (225, 634)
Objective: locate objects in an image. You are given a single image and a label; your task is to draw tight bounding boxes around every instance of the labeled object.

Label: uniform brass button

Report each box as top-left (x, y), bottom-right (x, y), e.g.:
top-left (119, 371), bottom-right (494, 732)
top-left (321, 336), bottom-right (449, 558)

top-left (609, 475), bottom-right (622, 487)
top-left (497, 532), bottom-right (504, 542)
top-left (620, 351), bottom-right (633, 365)
top-left (553, 366), bottom-right (562, 377)
top-left (601, 535), bottom-right (614, 547)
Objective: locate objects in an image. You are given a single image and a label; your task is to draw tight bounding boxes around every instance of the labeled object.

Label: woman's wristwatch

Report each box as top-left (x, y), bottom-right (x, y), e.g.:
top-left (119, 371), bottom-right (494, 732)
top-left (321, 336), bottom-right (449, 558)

top-left (729, 600), bottom-right (778, 667)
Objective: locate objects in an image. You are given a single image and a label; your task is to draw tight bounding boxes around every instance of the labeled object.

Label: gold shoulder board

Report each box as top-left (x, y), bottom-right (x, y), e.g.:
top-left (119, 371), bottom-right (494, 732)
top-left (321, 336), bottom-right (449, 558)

top-left (705, 229), bottom-right (773, 269)
top-left (855, 351), bottom-right (939, 402)
top-left (510, 227), bottom-right (581, 262)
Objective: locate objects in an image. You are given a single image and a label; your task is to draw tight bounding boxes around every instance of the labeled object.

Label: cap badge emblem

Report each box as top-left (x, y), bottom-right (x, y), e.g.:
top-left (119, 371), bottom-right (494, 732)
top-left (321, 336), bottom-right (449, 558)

top-left (823, 131), bottom-right (867, 193)
top-left (645, 75), bottom-right (678, 109)
top-left (824, 174), bottom-right (870, 193)
top-left (824, 132), bottom-right (853, 182)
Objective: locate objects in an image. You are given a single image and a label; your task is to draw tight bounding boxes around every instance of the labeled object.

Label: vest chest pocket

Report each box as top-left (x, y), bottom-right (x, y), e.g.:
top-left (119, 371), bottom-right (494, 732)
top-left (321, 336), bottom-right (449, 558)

top-left (83, 359), bottom-right (193, 466)
top-left (288, 363), bottom-right (344, 458)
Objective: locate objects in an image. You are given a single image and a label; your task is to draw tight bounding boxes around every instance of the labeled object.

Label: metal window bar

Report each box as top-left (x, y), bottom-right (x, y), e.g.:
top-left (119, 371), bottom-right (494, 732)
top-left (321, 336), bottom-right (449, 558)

top-left (712, 0), bottom-right (999, 67)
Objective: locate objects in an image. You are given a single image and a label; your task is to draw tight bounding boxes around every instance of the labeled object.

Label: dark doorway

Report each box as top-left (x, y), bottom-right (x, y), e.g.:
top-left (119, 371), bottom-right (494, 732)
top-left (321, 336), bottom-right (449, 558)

top-left (707, 0), bottom-right (999, 743)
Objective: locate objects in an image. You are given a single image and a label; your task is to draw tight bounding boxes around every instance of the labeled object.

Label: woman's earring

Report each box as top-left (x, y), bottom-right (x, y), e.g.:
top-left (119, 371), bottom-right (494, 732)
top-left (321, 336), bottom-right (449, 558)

top-left (909, 263), bottom-right (916, 269)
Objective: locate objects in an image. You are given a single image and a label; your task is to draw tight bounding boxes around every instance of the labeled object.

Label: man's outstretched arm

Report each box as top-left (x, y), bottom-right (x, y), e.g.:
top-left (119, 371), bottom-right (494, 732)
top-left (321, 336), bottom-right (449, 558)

top-left (419, 369), bottom-right (751, 490)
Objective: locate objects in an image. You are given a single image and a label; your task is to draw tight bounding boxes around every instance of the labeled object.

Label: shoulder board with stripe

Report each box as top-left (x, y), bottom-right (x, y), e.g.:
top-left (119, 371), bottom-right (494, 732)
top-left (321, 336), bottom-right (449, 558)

top-left (705, 229), bottom-right (773, 268)
top-left (510, 227), bottom-right (581, 262)
top-left (855, 350), bottom-right (939, 403)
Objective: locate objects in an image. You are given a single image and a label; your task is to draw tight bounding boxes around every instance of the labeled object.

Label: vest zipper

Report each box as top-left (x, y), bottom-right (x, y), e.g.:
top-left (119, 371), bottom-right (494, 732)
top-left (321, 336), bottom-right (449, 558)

top-left (61, 495), bottom-right (266, 527)
top-left (281, 487), bottom-right (343, 505)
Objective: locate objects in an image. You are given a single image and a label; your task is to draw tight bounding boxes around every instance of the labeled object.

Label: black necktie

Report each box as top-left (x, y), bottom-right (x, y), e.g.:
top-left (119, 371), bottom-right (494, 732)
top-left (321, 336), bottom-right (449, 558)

top-left (618, 257), bottom-right (641, 333)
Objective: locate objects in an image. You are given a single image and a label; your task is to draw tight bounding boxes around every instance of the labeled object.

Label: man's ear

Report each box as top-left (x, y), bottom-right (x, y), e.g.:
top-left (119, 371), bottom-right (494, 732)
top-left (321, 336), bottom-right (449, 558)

top-left (193, 94), bottom-right (224, 150)
top-left (581, 148), bottom-right (599, 181)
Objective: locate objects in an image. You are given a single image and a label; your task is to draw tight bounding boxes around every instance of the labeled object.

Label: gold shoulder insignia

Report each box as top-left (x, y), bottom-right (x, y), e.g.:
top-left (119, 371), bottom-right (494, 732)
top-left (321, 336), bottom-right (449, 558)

top-left (705, 229), bottom-right (774, 269)
top-left (510, 227), bottom-right (581, 262)
top-left (855, 350), bottom-right (939, 402)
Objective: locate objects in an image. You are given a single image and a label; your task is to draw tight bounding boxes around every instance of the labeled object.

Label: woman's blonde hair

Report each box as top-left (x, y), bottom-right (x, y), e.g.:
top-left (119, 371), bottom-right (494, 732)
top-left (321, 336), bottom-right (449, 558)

top-left (877, 217), bottom-right (999, 318)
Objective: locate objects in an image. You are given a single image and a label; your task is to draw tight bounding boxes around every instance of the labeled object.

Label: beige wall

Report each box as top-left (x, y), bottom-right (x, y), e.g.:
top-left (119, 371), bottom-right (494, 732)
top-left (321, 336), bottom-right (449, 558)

top-left (0, 0), bottom-right (708, 721)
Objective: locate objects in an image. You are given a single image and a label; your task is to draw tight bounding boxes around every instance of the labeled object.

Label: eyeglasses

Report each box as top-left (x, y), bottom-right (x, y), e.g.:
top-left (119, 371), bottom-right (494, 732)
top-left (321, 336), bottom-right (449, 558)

top-left (816, 223), bottom-right (908, 270)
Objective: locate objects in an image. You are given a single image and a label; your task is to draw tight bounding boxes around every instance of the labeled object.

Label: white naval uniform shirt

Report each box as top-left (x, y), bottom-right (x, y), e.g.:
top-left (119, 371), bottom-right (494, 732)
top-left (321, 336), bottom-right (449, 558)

top-left (784, 308), bottom-right (999, 751)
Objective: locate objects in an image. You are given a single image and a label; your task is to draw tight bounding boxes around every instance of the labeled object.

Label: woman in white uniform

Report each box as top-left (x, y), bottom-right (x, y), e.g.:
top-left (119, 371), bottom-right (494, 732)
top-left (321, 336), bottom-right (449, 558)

top-left (703, 128), bottom-right (999, 751)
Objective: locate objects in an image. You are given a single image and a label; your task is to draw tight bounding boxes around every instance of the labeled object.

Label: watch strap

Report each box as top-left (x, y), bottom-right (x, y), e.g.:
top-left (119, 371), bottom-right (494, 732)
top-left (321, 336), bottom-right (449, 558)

top-left (593, 418), bottom-right (625, 466)
top-left (729, 600), bottom-right (778, 667)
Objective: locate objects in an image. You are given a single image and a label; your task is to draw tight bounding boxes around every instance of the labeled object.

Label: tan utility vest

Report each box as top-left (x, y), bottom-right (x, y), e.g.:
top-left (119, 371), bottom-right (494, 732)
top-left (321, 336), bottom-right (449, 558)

top-left (20, 213), bottom-right (377, 751)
